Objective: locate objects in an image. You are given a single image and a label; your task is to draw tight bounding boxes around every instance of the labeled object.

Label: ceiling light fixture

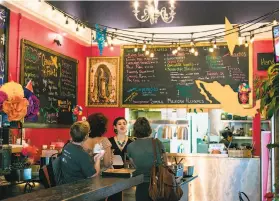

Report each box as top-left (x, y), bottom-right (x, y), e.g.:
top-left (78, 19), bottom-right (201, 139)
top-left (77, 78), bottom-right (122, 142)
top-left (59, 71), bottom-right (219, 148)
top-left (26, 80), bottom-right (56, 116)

top-left (133, 0), bottom-right (176, 24)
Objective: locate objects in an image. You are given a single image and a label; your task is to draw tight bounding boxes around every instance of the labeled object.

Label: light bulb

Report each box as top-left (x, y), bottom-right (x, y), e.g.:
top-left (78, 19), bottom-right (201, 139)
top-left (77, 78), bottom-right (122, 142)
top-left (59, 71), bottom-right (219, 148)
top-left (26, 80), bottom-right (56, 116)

top-left (190, 41), bottom-right (194, 46)
top-left (209, 47), bottom-right (214, 53)
top-left (150, 52), bottom-right (154, 58)
top-left (104, 41), bottom-right (108, 47)
top-left (134, 47), bottom-right (138, 52)
top-left (134, 1), bottom-right (139, 10)
top-left (190, 48), bottom-right (195, 53)
top-left (177, 46), bottom-right (181, 51)
top-left (213, 43), bottom-right (217, 49)
top-left (194, 51), bottom-right (198, 56)
top-left (110, 44), bottom-right (114, 51)
top-left (250, 35), bottom-right (254, 43)
top-left (245, 41), bottom-right (248, 47)
top-left (143, 44), bottom-right (147, 49)
top-left (273, 20), bottom-right (278, 25)
top-left (145, 50), bottom-right (150, 55)
top-left (239, 37), bottom-right (243, 45)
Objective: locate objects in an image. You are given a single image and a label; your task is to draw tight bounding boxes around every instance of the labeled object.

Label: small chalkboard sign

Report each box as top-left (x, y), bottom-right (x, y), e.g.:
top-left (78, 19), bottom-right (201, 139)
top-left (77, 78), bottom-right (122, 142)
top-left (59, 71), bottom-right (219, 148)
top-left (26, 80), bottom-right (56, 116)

top-left (20, 39), bottom-right (78, 128)
top-left (257, 53), bottom-right (275, 71)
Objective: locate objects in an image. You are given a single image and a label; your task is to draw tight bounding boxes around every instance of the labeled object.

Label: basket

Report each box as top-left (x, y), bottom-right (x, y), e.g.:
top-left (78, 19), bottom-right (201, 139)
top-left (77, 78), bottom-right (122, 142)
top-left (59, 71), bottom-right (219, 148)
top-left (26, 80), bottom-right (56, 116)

top-left (228, 149), bottom-right (252, 158)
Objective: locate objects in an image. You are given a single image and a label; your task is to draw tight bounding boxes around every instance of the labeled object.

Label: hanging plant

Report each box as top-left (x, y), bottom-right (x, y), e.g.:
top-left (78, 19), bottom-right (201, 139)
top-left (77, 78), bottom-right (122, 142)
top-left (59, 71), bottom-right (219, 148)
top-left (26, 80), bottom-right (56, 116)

top-left (255, 63), bottom-right (279, 119)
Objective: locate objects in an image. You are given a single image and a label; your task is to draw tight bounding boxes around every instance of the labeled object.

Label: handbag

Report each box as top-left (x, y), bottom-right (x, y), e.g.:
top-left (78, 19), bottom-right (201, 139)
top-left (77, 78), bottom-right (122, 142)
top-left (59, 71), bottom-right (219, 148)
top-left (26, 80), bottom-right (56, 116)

top-left (239, 192), bottom-right (250, 201)
top-left (39, 153), bottom-right (58, 188)
top-left (149, 139), bottom-right (183, 201)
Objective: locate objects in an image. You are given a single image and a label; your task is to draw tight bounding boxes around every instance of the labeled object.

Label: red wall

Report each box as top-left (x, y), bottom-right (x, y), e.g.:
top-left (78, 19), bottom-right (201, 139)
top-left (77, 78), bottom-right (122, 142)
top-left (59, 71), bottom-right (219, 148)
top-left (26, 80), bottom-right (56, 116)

top-left (8, 11), bottom-right (124, 148)
top-left (8, 11), bottom-right (273, 153)
top-left (252, 40), bottom-right (273, 156)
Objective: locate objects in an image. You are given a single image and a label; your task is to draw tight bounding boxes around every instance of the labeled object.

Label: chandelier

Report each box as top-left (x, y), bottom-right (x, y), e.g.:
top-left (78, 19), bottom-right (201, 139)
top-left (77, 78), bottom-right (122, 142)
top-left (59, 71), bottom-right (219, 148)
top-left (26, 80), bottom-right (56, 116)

top-left (133, 0), bottom-right (176, 24)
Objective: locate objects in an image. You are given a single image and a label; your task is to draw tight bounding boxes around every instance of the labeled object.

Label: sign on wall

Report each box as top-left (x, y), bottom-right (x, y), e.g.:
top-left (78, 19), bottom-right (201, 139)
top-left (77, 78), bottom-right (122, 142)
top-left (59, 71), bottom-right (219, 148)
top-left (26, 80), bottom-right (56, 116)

top-left (0, 5), bottom-right (9, 86)
top-left (257, 53), bottom-right (275, 71)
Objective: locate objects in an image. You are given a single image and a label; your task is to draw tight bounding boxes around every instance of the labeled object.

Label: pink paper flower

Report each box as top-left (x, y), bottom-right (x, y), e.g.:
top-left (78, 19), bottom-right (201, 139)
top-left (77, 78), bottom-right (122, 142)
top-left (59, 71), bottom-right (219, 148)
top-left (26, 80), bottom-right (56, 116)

top-left (0, 91), bottom-right (8, 111)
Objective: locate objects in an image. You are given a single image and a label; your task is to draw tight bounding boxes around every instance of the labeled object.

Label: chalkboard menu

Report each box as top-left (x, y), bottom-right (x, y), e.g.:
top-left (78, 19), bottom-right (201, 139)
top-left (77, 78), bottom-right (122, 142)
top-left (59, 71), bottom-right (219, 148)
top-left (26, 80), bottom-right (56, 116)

top-left (121, 44), bottom-right (250, 108)
top-left (20, 40), bottom-right (78, 127)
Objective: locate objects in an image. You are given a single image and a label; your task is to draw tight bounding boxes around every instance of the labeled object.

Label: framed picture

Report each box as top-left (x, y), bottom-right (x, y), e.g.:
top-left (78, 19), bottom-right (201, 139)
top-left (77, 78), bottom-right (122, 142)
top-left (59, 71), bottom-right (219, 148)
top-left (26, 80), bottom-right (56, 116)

top-left (86, 57), bottom-right (120, 107)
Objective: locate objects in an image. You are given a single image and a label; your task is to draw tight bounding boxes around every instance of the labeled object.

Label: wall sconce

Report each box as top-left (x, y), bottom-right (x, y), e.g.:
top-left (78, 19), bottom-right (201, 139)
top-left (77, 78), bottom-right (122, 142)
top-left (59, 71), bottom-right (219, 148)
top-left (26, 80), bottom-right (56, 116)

top-left (54, 38), bottom-right (62, 46)
top-left (53, 34), bottom-right (62, 46)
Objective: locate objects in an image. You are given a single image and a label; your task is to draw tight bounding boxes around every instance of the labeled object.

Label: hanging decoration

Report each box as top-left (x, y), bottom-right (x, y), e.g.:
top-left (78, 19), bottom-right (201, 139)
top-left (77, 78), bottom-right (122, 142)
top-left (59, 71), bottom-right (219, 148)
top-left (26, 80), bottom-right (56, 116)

top-left (72, 105), bottom-right (83, 122)
top-left (224, 17), bottom-right (239, 55)
top-left (237, 83), bottom-right (251, 104)
top-left (24, 80), bottom-right (40, 121)
top-left (0, 81), bottom-right (29, 121)
top-left (95, 24), bottom-right (107, 55)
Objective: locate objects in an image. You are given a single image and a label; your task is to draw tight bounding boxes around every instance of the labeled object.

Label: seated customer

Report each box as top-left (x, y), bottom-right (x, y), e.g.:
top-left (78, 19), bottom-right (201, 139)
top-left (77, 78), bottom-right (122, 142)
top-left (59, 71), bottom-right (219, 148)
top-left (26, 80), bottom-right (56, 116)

top-left (83, 113), bottom-right (113, 170)
top-left (60, 121), bottom-right (104, 184)
top-left (127, 117), bottom-right (167, 201)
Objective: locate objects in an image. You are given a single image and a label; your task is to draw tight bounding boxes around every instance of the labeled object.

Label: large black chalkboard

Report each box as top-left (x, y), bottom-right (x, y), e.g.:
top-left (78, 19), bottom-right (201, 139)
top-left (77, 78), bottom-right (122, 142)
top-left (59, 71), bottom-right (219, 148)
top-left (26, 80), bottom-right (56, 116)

top-left (20, 40), bottom-right (78, 127)
top-left (121, 44), bottom-right (251, 108)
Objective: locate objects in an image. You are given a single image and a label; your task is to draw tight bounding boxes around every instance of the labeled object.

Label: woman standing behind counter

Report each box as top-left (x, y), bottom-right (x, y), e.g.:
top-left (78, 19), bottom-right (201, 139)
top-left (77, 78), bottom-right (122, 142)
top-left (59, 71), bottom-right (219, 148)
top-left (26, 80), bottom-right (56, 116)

top-left (109, 117), bottom-right (133, 169)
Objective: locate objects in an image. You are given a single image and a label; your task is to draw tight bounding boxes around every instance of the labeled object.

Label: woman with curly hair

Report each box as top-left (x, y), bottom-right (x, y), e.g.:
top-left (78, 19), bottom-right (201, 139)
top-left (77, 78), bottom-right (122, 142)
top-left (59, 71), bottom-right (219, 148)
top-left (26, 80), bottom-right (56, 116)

top-left (82, 113), bottom-right (113, 170)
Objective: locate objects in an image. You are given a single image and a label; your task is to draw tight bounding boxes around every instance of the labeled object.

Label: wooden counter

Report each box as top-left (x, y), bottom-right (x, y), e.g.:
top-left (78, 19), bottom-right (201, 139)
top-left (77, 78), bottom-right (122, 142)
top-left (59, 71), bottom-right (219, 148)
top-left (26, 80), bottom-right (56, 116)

top-left (3, 175), bottom-right (144, 201)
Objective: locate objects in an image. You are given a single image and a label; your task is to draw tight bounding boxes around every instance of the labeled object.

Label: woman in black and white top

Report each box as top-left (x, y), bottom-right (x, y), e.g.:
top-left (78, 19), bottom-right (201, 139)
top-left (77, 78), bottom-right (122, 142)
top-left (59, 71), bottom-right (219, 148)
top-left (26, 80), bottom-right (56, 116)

top-left (108, 117), bottom-right (132, 169)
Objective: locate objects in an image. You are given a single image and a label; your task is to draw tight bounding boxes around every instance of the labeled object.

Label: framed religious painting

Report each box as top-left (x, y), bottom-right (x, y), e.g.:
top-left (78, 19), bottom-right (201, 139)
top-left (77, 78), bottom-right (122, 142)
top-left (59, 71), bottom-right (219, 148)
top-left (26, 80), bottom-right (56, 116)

top-left (86, 57), bottom-right (120, 107)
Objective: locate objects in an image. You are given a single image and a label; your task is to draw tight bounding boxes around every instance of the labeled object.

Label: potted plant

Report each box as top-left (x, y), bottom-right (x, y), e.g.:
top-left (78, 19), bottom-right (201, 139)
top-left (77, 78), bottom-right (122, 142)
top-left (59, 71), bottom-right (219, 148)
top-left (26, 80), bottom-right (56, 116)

top-left (255, 63), bottom-right (279, 200)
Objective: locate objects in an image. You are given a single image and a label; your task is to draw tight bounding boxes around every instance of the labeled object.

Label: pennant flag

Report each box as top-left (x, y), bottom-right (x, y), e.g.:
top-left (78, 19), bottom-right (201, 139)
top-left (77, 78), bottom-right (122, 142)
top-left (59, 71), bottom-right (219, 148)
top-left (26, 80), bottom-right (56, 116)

top-left (224, 17), bottom-right (239, 55)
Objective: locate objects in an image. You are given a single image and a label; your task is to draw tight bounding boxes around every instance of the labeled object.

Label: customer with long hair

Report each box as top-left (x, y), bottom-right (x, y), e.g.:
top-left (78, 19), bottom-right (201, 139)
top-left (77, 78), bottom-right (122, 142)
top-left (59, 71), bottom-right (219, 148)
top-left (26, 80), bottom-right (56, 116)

top-left (83, 113), bottom-right (113, 170)
top-left (127, 117), bottom-right (167, 201)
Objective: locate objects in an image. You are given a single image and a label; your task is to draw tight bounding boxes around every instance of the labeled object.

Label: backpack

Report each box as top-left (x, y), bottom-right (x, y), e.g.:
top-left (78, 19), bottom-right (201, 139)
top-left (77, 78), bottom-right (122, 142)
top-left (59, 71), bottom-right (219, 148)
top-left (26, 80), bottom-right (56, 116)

top-left (39, 153), bottom-right (58, 188)
top-left (149, 139), bottom-right (183, 201)
top-left (39, 143), bottom-right (68, 188)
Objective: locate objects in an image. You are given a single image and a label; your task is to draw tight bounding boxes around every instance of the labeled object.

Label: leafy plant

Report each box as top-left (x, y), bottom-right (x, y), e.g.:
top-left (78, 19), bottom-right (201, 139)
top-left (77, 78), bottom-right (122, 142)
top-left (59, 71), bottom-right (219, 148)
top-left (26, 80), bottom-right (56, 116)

top-left (255, 64), bottom-right (279, 119)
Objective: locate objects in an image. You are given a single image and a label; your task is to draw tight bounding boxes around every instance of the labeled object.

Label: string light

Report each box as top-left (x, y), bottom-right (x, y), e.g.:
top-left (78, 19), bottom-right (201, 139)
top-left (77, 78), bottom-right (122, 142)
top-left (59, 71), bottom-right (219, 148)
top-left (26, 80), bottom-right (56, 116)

top-left (190, 47), bottom-right (195, 53)
top-left (150, 51), bottom-right (155, 58)
top-left (134, 40), bottom-right (138, 52)
top-left (76, 24), bottom-right (79, 32)
top-left (190, 33), bottom-right (194, 46)
top-left (213, 38), bottom-right (217, 49)
top-left (209, 47), bottom-right (214, 52)
top-left (145, 49), bottom-right (150, 55)
top-left (194, 50), bottom-right (198, 56)
top-left (43, 3), bottom-right (278, 47)
top-left (238, 30), bottom-right (243, 45)
top-left (250, 32), bottom-right (255, 43)
top-left (245, 38), bottom-right (249, 47)
top-left (110, 43), bottom-right (114, 51)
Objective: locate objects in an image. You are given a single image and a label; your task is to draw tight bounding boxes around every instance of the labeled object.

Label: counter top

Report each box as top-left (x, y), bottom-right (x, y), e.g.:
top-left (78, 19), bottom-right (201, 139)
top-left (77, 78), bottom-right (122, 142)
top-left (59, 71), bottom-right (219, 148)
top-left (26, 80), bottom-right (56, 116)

top-left (4, 175), bottom-right (144, 201)
top-left (167, 153), bottom-right (260, 159)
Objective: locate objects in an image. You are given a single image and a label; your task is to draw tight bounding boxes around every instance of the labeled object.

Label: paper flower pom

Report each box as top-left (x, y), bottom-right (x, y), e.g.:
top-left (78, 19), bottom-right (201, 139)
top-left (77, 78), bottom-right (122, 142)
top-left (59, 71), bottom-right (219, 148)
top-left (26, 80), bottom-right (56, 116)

top-left (0, 81), bottom-right (24, 100)
top-left (25, 95), bottom-right (40, 121)
top-left (0, 91), bottom-right (8, 110)
top-left (3, 96), bottom-right (29, 121)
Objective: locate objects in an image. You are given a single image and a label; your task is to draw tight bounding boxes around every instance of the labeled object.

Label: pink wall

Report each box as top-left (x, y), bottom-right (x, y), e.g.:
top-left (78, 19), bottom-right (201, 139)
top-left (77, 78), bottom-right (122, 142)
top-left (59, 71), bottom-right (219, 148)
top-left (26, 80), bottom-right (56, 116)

top-left (252, 40), bottom-right (273, 156)
top-left (8, 11), bottom-right (124, 148)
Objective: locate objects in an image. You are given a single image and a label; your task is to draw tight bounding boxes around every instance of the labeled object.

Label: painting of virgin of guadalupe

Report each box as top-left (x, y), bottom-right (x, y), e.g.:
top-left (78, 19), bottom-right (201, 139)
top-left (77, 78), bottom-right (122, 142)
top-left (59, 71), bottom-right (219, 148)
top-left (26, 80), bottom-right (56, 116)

top-left (86, 57), bottom-right (119, 107)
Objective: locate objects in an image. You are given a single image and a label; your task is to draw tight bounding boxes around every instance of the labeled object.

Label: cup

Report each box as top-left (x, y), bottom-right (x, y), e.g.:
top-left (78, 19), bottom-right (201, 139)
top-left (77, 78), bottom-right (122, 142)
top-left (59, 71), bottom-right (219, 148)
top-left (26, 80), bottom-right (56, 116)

top-left (184, 166), bottom-right (194, 177)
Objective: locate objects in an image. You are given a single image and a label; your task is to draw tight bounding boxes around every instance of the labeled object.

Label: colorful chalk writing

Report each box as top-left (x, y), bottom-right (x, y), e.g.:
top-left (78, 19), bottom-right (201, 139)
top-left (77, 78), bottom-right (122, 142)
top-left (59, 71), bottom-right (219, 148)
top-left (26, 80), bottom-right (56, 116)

top-left (122, 45), bottom-right (249, 106)
top-left (21, 40), bottom-right (77, 126)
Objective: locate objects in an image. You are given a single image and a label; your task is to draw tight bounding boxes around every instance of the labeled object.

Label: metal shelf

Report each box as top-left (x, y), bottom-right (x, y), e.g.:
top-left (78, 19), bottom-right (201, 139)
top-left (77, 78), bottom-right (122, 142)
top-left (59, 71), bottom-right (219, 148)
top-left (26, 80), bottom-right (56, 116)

top-left (233, 136), bottom-right (252, 140)
top-left (221, 120), bottom-right (253, 123)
